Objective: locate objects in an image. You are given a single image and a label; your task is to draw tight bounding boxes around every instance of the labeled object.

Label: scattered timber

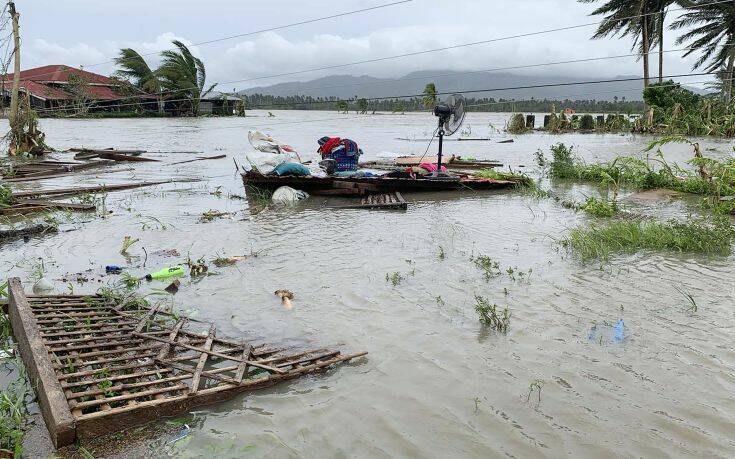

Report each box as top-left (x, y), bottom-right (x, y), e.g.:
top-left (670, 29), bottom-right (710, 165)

top-left (339, 192), bottom-right (408, 210)
top-left (6, 279), bottom-right (367, 448)
top-left (1, 160), bottom-right (113, 182)
top-left (0, 200), bottom-right (95, 216)
top-left (10, 179), bottom-right (200, 200)
top-left (0, 224), bottom-right (57, 241)
top-left (72, 149), bottom-right (159, 162)
top-left (169, 154), bottom-right (227, 166)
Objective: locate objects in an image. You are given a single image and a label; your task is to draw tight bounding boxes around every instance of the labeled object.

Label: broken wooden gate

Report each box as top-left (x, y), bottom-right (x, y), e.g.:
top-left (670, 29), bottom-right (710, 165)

top-left (6, 278), bottom-right (366, 447)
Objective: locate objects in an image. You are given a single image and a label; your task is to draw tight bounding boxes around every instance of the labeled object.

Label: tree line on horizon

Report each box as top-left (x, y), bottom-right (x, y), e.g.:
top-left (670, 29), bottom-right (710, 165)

top-left (242, 92), bottom-right (645, 114)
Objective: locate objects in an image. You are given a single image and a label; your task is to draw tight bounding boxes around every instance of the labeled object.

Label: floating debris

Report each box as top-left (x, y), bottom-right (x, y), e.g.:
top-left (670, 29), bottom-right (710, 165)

top-left (275, 289), bottom-right (294, 310)
top-left (5, 279), bottom-right (366, 447)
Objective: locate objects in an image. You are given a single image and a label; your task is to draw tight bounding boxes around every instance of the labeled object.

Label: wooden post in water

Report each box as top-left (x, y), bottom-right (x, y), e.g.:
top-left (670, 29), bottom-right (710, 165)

top-left (8, 1), bottom-right (21, 155)
top-left (525, 115), bottom-right (535, 129)
top-left (543, 115), bottom-right (551, 128)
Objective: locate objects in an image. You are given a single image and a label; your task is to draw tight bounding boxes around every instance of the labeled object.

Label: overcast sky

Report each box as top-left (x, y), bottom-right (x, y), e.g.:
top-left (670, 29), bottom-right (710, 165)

top-left (18, 0), bottom-right (712, 92)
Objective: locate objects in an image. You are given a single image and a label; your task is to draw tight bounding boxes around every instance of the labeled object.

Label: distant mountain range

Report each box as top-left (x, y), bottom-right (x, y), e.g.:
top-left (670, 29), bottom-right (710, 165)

top-left (238, 70), bottom-right (704, 102)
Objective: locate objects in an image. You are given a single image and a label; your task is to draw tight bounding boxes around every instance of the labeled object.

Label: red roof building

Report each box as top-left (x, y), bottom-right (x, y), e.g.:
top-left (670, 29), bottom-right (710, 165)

top-left (1, 65), bottom-right (137, 112)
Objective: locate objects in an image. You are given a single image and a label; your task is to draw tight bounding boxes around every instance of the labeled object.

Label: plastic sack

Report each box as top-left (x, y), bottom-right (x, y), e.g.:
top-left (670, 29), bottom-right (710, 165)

top-left (248, 131), bottom-right (301, 161)
top-left (271, 162), bottom-right (310, 176)
top-left (272, 186), bottom-right (309, 205)
top-left (245, 152), bottom-right (290, 175)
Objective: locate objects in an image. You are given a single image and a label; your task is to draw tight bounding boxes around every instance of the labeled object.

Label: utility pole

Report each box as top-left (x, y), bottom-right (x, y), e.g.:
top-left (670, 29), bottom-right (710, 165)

top-left (8, 1), bottom-right (21, 149)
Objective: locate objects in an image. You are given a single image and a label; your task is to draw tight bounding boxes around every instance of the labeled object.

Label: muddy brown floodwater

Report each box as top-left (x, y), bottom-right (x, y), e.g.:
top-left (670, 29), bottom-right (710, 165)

top-left (2, 111), bottom-right (735, 458)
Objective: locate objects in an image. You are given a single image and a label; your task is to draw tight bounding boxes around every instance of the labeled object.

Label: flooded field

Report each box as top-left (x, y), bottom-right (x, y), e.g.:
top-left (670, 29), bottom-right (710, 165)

top-left (2, 111), bottom-right (735, 458)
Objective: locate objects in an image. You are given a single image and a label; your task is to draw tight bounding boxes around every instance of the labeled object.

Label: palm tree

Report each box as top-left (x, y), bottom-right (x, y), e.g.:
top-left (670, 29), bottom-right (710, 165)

top-left (704, 66), bottom-right (728, 98)
top-left (672, 0), bottom-right (735, 103)
top-left (579, 0), bottom-right (656, 88)
top-left (651, 1), bottom-right (684, 83)
top-left (158, 40), bottom-right (216, 116)
top-left (114, 49), bottom-right (164, 114)
top-left (422, 83), bottom-right (437, 109)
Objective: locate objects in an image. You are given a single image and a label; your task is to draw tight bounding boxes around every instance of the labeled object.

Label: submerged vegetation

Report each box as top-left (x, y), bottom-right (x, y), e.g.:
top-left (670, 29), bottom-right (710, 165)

top-left (474, 295), bottom-right (510, 333)
top-left (0, 184), bottom-right (11, 208)
top-left (506, 113), bottom-right (528, 134)
top-left (474, 169), bottom-right (535, 188)
top-left (563, 217), bottom-right (735, 261)
top-left (580, 196), bottom-right (618, 218)
top-left (542, 142), bottom-right (735, 201)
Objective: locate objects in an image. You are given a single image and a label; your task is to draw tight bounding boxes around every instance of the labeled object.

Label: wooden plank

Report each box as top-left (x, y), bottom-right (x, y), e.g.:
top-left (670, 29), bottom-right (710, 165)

top-left (160, 359), bottom-right (238, 385)
top-left (135, 332), bottom-right (287, 375)
top-left (7, 278), bottom-right (77, 447)
top-left (169, 154), bottom-right (226, 166)
top-left (95, 152), bottom-right (160, 162)
top-left (190, 325), bottom-right (215, 394)
top-left (71, 384), bottom-right (189, 410)
top-left (234, 344), bottom-right (252, 383)
top-left (11, 179), bottom-right (199, 199)
top-left (133, 305), bottom-right (160, 333)
top-left (157, 319), bottom-right (186, 361)
top-left (72, 351), bottom-right (367, 441)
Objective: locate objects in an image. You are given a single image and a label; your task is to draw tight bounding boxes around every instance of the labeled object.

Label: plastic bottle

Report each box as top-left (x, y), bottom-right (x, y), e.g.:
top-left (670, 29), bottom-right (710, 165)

top-left (613, 319), bottom-right (625, 343)
top-left (145, 266), bottom-right (184, 281)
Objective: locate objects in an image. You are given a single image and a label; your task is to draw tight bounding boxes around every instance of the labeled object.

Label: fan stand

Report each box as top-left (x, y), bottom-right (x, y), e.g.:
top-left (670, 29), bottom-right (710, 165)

top-left (430, 116), bottom-right (456, 180)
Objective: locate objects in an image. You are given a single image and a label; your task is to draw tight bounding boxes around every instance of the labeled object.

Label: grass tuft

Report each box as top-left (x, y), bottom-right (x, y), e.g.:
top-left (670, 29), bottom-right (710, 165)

top-left (474, 169), bottom-right (535, 188)
top-left (563, 217), bottom-right (735, 261)
top-left (474, 295), bottom-right (510, 332)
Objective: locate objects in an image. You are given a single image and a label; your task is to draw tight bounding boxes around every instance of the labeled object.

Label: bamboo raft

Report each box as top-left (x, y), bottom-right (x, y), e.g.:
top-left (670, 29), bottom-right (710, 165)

top-left (242, 172), bottom-right (517, 196)
top-left (5, 278), bottom-right (366, 447)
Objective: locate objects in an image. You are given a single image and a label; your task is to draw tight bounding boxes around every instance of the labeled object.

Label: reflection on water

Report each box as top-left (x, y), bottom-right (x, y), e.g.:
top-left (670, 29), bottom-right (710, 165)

top-left (2, 112), bottom-right (735, 457)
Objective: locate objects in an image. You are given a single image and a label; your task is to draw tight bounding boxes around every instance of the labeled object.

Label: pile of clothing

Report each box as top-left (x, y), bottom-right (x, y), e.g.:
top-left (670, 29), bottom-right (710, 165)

top-left (317, 136), bottom-right (362, 174)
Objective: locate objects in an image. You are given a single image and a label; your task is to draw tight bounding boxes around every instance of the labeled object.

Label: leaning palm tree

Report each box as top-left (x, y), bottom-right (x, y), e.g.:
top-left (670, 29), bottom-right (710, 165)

top-left (157, 40), bottom-right (216, 116)
top-left (672, 0), bottom-right (735, 103)
top-left (114, 49), bottom-right (164, 114)
top-left (579, 0), bottom-right (657, 88)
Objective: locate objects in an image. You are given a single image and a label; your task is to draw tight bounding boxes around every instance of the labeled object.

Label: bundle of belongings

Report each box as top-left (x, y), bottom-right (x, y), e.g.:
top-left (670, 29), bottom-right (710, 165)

top-left (245, 131), bottom-right (372, 178)
top-left (245, 131), bottom-right (310, 176)
top-left (317, 136), bottom-right (362, 174)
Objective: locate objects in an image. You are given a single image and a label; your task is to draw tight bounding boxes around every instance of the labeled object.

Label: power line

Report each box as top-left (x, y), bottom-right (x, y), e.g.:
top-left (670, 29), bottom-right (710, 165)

top-left (249, 45), bottom-right (720, 96)
top-left (11, 0), bottom-right (413, 81)
top-left (214, 0), bottom-right (733, 86)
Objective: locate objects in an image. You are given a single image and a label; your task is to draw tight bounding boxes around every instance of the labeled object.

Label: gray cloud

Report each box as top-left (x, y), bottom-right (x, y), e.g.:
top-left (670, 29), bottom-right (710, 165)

top-left (21, 0), bottom-right (711, 91)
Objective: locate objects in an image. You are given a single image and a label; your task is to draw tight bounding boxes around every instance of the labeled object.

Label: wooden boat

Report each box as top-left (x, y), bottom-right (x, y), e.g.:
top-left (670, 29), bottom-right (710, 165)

top-left (241, 171), bottom-right (518, 196)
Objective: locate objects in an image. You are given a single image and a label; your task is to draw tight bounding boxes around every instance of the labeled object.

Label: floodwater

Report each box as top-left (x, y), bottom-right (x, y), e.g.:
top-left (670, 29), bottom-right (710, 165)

top-left (2, 111), bottom-right (735, 458)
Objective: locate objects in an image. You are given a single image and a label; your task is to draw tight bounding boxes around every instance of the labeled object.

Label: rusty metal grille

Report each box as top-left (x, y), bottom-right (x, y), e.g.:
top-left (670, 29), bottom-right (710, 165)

top-left (7, 279), bottom-right (366, 447)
